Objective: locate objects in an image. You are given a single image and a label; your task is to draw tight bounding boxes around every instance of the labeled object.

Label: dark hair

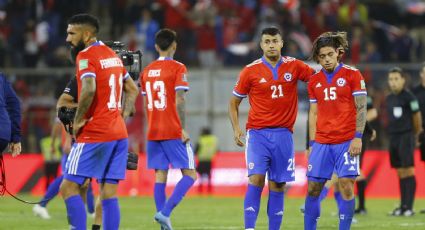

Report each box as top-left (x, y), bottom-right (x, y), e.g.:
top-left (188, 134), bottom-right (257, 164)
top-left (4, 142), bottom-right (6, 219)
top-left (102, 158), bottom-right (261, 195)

top-left (201, 127), bottom-right (212, 135)
top-left (67, 14), bottom-right (100, 34)
top-left (311, 31), bottom-right (348, 63)
top-left (388, 66), bottom-right (404, 77)
top-left (261, 27), bottom-right (282, 38)
top-left (155, 29), bottom-right (177, 51)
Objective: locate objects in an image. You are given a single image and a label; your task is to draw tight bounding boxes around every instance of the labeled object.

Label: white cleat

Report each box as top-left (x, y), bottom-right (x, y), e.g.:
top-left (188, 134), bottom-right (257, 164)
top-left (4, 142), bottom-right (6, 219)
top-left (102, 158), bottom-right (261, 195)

top-left (33, 204), bottom-right (51, 219)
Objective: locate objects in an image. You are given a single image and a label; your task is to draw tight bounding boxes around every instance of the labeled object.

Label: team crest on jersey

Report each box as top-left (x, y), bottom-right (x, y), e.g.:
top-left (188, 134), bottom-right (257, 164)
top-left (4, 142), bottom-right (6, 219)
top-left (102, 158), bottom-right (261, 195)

top-left (336, 78), bottom-right (346, 87)
top-left (284, 73), bottom-right (292, 81)
top-left (79, 59), bottom-right (88, 70)
top-left (148, 69), bottom-right (161, 77)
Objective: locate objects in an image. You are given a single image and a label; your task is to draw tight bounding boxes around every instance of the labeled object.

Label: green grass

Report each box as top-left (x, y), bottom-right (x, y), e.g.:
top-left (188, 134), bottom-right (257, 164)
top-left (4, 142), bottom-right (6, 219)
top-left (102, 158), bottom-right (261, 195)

top-left (0, 195), bottom-right (424, 229)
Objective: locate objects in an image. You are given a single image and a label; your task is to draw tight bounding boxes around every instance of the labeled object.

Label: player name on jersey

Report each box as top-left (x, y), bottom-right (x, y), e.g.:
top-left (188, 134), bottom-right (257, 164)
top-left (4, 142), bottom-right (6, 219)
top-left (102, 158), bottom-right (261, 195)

top-left (100, 57), bottom-right (123, 69)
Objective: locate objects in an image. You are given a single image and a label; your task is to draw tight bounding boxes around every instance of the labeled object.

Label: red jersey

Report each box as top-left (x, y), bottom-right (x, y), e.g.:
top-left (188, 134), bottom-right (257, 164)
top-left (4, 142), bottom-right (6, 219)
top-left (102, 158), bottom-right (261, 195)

top-left (140, 57), bottom-right (189, 140)
top-left (308, 63), bottom-right (367, 144)
top-left (75, 41), bottom-right (129, 142)
top-left (233, 56), bottom-right (315, 131)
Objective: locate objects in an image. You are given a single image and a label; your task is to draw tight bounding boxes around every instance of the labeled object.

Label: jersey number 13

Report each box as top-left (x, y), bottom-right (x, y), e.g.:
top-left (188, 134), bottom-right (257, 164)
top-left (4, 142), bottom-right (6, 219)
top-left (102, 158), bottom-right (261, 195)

top-left (145, 81), bottom-right (167, 110)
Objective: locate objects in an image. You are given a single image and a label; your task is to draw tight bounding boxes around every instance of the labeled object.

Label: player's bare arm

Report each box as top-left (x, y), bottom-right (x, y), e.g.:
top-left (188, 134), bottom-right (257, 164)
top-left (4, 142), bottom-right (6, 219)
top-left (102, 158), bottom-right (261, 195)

top-left (308, 103), bottom-right (318, 156)
top-left (412, 111), bottom-right (423, 136)
top-left (349, 94), bottom-right (367, 156)
top-left (228, 96), bottom-right (244, 147)
top-left (176, 90), bottom-right (189, 143)
top-left (73, 77), bottom-right (96, 136)
top-left (56, 93), bottom-right (77, 115)
top-left (121, 77), bottom-right (138, 120)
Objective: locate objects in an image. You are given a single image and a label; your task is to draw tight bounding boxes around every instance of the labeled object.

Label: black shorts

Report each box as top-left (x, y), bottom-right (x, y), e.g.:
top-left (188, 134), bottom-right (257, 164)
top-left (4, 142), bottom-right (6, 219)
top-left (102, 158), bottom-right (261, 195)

top-left (389, 132), bottom-right (415, 168)
top-left (359, 134), bottom-right (371, 169)
top-left (197, 161), bottom-right (212, 175)
top-left (419, 133), bottom-right (425, 161)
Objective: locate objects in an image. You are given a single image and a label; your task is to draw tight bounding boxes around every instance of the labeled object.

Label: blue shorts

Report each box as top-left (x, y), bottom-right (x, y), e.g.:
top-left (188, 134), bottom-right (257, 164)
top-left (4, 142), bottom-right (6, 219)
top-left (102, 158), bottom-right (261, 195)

top-left (61, 153), bottom-right (68, 174)
top-left (147, 139), bottom-right (195, 170)
top-left (246, 128), bottom-right (295, 183)
top-left (64, 138), bottom-right (128, 185)
top-left (307, 140), bottom-right (360, 181)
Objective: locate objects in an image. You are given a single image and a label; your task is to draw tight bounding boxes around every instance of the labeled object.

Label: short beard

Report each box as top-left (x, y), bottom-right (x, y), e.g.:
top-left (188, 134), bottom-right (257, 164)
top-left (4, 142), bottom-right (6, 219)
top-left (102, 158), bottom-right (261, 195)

top-left (69, 41), bottom-right (86, 64)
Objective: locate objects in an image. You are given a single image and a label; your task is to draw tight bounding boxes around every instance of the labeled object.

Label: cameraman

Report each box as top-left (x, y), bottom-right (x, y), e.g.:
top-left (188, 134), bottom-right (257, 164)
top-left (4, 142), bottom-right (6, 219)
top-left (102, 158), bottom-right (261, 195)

top-left (0, 72), bottom-right (21, 156)
top-left (33, 77), bottom-right (98, 229)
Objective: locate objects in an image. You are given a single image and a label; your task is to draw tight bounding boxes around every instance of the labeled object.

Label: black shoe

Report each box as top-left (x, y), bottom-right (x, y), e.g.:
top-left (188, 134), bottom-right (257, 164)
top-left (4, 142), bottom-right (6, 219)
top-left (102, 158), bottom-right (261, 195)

top-left (420, 209), bottom-right (425, 214)
top-left (354, 208), bottom-right (367, 215)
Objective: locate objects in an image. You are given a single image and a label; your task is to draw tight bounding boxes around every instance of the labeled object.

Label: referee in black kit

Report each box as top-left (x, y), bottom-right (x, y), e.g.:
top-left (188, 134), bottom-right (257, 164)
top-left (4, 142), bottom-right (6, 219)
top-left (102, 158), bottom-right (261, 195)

top-left (411, 63), bottom-right (425, 214)
top-left (386, 67), bottom-right (422, 216)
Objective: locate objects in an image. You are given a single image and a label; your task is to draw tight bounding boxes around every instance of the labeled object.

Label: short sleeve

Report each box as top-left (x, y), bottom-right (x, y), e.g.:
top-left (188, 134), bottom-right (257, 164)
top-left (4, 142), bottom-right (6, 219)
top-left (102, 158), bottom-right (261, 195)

top-left (76, 52), bottom-right (96, 80)
top-left (232, 67), bottom-right (251, 98)
top-left (296, 60), bottom-right (315, 82)
top-left (307, 80), bottom-right (317, 103)
top-left (350, 70), bottom-right (367, 97)
top-left (175, 65), bottom-right (189, 91)
top-left (63, 77), bottom-right (78, 102)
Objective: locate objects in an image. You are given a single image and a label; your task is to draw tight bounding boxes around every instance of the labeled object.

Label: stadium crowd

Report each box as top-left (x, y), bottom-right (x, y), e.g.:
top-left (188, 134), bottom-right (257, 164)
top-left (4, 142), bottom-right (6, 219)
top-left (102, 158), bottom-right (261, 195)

top-left (0, 0), bottom-right (425, 68)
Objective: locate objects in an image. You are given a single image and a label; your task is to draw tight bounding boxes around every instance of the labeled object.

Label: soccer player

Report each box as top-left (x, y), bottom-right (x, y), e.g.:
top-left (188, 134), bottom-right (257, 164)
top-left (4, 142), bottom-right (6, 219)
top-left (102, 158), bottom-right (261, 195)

top-left (139, 28), bottom-right (197, 230)
top-left (0, 72), bottom-right (21, 156)
top-left (411, 63), bottom-right (425, 214)
top-left (386, 67), bottom-right (422, 216)
top-left (60, 14), bottom-right (138, 230)
top-left (229, 27), bottom-right (315, 230)
top-left (305, 31), bottom-right (367, 230)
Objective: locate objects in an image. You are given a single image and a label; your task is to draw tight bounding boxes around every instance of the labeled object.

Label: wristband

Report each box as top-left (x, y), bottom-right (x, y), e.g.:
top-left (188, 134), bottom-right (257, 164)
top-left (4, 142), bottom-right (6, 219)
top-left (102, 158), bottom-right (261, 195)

top-left (355, 132), bottom-right (363, 138)
top-left (309, 140), bottom-right (315, 147)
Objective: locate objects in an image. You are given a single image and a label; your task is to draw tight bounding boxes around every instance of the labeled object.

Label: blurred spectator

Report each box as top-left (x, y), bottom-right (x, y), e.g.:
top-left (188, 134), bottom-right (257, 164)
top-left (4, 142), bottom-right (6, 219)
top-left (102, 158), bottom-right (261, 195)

top-left (195, 127), bottom-right (218, 194)
top-left (337, 0), bottom-right (368, 28)
top-left (392, 24), bottom-right (415, 62)
top-left (133, 8), bottom-right (159, 65)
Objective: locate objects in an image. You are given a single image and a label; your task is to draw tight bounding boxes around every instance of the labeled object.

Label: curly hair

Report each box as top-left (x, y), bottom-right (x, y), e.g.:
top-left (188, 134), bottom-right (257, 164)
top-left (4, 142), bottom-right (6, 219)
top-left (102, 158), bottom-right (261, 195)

top-left (311, 31), bottom-right (348, 63)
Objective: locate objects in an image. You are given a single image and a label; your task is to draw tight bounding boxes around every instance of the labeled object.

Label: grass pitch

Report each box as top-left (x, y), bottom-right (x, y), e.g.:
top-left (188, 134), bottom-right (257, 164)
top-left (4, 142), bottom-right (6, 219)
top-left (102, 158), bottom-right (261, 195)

top-left (0, 195), bottom-right (424, 229)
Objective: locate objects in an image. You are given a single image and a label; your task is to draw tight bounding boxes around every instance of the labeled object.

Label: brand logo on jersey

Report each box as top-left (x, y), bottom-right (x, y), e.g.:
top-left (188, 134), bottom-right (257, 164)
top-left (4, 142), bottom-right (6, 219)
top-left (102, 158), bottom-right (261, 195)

top-left (259, 78), bottom-right (267, 83)
top-left (360, 80), bottom-right (366, 89)
top-left (248, 162), bottom-right (254, 170)
top-left (79, 59), bottom-right (88, 70)
top-left (148, 69), bottom-right (161, 77)
top-left (336, 78), bottom-right (346, 87)
top-left (348, 166), bottom-right (356, 171)
top-left (315, 83), bottom-right (322, 88)
top-left (308, 164), bottom-right (312, 171)
top-left (284, 73), bottom-right (292, 81)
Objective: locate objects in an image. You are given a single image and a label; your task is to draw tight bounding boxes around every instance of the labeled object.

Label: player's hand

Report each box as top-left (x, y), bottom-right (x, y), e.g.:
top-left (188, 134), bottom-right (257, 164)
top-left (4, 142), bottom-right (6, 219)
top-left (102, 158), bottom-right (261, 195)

top-left (181, 129), bottom-right (190, 143)
top-left (348, 138), bottom-right (362, 157)
top-left (9, 142), bottom-right (21, 157)
top-left (370, 129), bottom-right (377, 141)
top-left (233, 128), bottom-right (245, 147)
top-left (305, 147), bottom-right (312, 159)
top-left (73, 119), bottom-right (88, 137)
